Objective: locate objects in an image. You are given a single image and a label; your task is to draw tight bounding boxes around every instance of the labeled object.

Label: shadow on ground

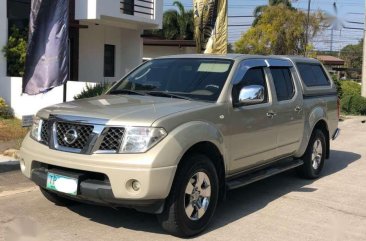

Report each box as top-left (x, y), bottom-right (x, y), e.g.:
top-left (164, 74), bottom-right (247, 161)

top-left (66, 150), bottom-right (360, 236)
top-left (0, 162), bottom-right (20, 173)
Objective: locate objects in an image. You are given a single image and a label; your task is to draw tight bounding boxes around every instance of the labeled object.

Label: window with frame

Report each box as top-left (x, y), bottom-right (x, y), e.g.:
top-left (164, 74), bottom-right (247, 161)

top-left (233, 67), bottom-right (268, 105)
top-left (123, 0), bottom-right (135, 15)
top-left (270, 67), bottom-right (295, 101)
top-left (104, 44), bottom-right (115, 77)
top-left (296, 63), bottom-right (330, 87)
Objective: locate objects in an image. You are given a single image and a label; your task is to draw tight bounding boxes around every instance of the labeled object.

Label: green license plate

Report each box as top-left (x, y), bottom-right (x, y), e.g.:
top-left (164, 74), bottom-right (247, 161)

top-left (46, 172), bottom-right (78, 196)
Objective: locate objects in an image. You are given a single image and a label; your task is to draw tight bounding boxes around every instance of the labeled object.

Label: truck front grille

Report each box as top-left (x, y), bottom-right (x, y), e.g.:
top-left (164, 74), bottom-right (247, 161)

top-left (99, 127), bottom-right (125, 152)
top-left (37, 119), bottom-right (125, 154)
top-left (56, 122), bottom-right (94, 150)
top-left (40, 120), bottom-right (50, 144)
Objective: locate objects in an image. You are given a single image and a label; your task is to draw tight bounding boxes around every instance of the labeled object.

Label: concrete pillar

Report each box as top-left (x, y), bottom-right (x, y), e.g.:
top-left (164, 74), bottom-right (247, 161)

top-left (362, 0), bottom-right (366, 97)
top-left (0, 0), bottom-right (7, 78)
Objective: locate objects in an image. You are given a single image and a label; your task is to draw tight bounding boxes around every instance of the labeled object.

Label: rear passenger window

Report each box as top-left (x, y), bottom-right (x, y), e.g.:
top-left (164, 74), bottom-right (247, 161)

top-left (296, 63), bottom-right (330, 87)
top-left (270, 68), bottom-right (295, 101)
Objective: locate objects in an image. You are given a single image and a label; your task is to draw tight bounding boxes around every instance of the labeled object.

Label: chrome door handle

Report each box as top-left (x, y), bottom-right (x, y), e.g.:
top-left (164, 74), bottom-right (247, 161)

top-left (295, 106), bottom-right (302, 112)
top-left (266, 112), bottom-right (277, 118)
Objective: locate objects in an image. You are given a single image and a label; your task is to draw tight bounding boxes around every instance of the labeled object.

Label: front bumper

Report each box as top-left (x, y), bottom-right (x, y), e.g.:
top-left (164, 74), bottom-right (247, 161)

top-left (31, 166), bottom-right (164, 213)
top-left (19, 134), bottom-right (177, 207)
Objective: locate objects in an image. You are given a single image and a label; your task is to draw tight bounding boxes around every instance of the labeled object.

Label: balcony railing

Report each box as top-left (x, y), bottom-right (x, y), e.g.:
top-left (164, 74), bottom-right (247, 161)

top-left (120, 0), bottom-right (154, 18)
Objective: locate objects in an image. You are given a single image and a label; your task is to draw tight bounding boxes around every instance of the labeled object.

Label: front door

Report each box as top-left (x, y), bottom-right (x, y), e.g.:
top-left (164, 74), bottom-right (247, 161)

top-left (228, 63), bottom-right (277, 174)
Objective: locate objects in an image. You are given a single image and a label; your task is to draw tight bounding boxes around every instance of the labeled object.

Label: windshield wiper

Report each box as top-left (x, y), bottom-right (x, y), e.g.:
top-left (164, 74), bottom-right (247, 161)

top-left (146, 91), bottom-right (193, 101)
top-left (108, 89), bottom-right (148, 96)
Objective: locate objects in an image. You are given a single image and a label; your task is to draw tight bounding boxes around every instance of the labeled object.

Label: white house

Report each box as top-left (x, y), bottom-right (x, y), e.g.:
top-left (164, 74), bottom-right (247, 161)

top-left (0, 0), bottom-right (163, 118)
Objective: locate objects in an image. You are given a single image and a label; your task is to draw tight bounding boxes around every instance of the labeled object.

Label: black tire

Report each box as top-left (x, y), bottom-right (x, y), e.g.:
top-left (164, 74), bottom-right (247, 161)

top-left (157, 154), bottom-right (219, 237)
top-left (40, 187), bottom-right (77, 206)
top-left (297, 129), bottom-right (326, 179)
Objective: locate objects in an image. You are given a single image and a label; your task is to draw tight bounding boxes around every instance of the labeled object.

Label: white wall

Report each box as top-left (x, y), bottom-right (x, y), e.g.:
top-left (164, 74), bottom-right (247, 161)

top-left (75, 0), bottom-right (163, 29)
top-left (78, 22), bottom-right (143, 83)
top-left (0, 77), bottom-right (96, 119)
top-left (143, 45), bottom-right (196, 59)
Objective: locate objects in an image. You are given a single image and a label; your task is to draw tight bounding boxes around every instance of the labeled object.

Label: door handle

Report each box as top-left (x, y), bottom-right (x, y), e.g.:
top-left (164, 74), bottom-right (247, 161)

top-left (295, 106), bottom-right (302, 112)
top-left (266, 111), bottom-right (277, 118)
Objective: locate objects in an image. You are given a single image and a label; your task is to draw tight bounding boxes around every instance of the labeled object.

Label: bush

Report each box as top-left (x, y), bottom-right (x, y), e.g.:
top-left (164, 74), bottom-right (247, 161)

top-left (341, 95), bottom-right (366, 115)
top-left (0, 98), bottom-right (14, 119)
top-left (332, 77), bottom-right (343, 98)
top-left (341, 80), bottom-right (361, 97)
top-left (74, 83), bottom-right (112, 100)
top-left (2, 26), bottom-right (28, 77)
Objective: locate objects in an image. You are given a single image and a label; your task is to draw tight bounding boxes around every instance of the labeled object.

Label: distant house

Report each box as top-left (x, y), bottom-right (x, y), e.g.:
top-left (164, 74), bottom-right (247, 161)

top-left (316, 55), bottom-right (346, 79)
top-left (316, 55), bottom-right (345, 70)
top-left (0, 0), bottom-right (163, 118)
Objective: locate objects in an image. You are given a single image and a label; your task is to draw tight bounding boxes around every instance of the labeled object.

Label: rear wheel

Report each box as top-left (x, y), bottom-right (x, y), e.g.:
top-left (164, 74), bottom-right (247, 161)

top-left (40, 187), bottom-right (77, 206)
top-left (298, 129), bottom-right (326, 179)
top-left (157, 154), bottom-right (219, 237)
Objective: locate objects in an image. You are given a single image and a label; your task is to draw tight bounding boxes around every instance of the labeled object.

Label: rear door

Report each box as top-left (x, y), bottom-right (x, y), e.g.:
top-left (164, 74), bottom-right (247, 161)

top-left (268, 62), bottom-right (304, 157)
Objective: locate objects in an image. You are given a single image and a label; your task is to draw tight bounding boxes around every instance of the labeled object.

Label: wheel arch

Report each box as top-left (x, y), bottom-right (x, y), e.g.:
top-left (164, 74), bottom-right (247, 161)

top-left (295, 105), bottom-right (330, 159)
top-left (312, 119), bottom-right (330, 159)
top-left (178, 141), bottom-right (226, 202)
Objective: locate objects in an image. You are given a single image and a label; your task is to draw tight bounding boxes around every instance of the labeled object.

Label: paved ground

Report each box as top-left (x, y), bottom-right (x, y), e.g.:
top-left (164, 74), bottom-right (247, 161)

top-left (1, 117), bottom-right (366, 241)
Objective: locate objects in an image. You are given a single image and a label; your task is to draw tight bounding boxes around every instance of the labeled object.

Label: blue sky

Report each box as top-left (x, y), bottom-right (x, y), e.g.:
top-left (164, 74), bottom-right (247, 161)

top-left (163, 0), bottom-right (365, 51)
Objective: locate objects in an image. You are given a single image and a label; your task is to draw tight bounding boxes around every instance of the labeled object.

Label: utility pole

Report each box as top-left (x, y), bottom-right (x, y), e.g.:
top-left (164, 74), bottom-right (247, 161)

top-left (362, 0), bottom-right (366, 97)
top-left (304, 0), bottom-right (311, 57)
top-left (330, 28), bottom-right (334, 53)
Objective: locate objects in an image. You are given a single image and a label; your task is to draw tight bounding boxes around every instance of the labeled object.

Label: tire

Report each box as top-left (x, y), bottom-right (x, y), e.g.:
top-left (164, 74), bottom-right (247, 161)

top-left (157, 154), bottom-right (219, 237)
top-left (40, 187), bottom-right (77, 206)
top-left (297, 129), bottom-right (326, 179)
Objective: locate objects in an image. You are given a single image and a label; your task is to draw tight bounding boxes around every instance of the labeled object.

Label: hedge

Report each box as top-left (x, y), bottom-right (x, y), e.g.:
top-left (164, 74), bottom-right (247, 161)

top-left (341, 95), bottom-right (366, 115)
top-left (0, 97), bottom-right (14, 119)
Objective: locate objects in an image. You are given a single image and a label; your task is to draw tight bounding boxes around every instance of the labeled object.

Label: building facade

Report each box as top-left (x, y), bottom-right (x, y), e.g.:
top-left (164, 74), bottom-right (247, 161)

top-left (0, 0), bottom-right (163, 118)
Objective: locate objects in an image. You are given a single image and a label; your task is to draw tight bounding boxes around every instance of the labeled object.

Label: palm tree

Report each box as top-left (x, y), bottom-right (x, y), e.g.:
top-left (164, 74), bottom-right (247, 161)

top-left (253, 0), bottom-right (294, 26)
top-left (144, 1), bottom-right (194, 40)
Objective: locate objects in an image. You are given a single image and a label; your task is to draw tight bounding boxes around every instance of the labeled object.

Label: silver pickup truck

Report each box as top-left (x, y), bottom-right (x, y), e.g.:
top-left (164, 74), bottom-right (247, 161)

top-left (20, 54), bottom-right (340, 237)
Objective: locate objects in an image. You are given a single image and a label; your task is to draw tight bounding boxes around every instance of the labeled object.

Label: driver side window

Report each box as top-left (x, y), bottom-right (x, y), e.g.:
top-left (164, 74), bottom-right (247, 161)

top-left (232, 68), bottom-right (268, 105)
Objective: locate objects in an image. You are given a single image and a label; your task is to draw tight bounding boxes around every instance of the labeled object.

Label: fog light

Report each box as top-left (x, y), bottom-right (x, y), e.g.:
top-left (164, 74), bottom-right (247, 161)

top-left (132, 180), bottom-right (141, 191)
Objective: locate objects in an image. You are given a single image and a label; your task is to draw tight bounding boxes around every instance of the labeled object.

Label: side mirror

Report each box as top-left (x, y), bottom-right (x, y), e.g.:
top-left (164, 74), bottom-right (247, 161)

top-left (237, 85), bottom-right (265, 106)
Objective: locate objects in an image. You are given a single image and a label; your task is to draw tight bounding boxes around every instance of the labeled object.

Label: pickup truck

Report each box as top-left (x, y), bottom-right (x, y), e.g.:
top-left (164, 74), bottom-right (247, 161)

top-left (20, 54), bottom-right (340, 237)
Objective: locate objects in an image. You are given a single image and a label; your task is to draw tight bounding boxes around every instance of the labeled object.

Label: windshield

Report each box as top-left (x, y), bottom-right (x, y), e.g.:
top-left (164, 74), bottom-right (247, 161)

top-left (108, 58), bottom-right (233, 102)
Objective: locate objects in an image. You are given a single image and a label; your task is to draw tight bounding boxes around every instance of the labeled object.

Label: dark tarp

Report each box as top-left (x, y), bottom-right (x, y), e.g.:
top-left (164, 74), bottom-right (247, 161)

top-left (23, 0), bottom-right (69, 95)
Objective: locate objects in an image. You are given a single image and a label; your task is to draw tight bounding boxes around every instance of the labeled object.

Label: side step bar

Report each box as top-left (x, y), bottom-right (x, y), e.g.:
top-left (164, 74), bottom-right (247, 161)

top-left (226, 159), bottom-right (304, 190)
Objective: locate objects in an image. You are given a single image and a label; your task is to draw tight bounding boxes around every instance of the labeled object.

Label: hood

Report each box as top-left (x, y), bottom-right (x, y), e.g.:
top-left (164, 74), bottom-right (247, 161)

top-left (38, 95), bottom-right (211, 126)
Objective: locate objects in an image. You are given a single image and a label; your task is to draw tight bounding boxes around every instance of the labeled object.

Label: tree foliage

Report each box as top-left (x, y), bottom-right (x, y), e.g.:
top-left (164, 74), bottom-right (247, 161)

top-left (253, 0), bottom-right (294, 26)
top-left (340, 39), bottom-right (363, 70)
top-left (2, 26), bottom-right (28, 77)
top-left (235, 5), bottom-right (323, 55)
top-left (144, 1), bottom-right (194, 40)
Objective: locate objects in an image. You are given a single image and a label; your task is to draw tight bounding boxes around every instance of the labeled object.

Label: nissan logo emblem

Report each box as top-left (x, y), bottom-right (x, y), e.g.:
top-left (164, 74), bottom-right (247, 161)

top-left (64, 129), bottom-right (78, 145)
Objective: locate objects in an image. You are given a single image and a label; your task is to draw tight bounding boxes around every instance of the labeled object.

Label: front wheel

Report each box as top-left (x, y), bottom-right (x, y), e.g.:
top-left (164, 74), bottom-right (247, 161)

top-left (297, 129), bottom-right (326, 179)
top-left (157, 154), bottom-right (219, 237)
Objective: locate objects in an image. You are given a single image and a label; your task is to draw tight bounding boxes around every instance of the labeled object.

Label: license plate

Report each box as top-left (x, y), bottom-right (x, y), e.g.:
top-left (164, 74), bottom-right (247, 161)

top-left (46, 172), bottom-right (78, 196)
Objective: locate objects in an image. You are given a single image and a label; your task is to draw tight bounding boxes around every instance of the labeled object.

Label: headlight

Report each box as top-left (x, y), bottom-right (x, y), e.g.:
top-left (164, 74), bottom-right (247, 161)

top-left (120, 127), bottom-right (167, 153)
top-left (30, 117), bottom-right (42, 141)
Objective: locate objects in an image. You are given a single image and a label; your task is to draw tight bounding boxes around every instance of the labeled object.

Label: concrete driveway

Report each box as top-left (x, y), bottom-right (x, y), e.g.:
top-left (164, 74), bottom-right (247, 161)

top-left (1, 117), bottom-right (365, 241)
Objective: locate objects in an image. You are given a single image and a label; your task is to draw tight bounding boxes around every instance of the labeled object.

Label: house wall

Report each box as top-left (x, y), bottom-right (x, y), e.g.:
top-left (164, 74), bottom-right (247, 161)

top-left (0, 77), bottom-right (96, 119)
top-left (78, 22), bottom-right (143, 83)
top-left (143, 45), bottom-right (196, 59)
top-left (75, 0), bottom-right (163, 29)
